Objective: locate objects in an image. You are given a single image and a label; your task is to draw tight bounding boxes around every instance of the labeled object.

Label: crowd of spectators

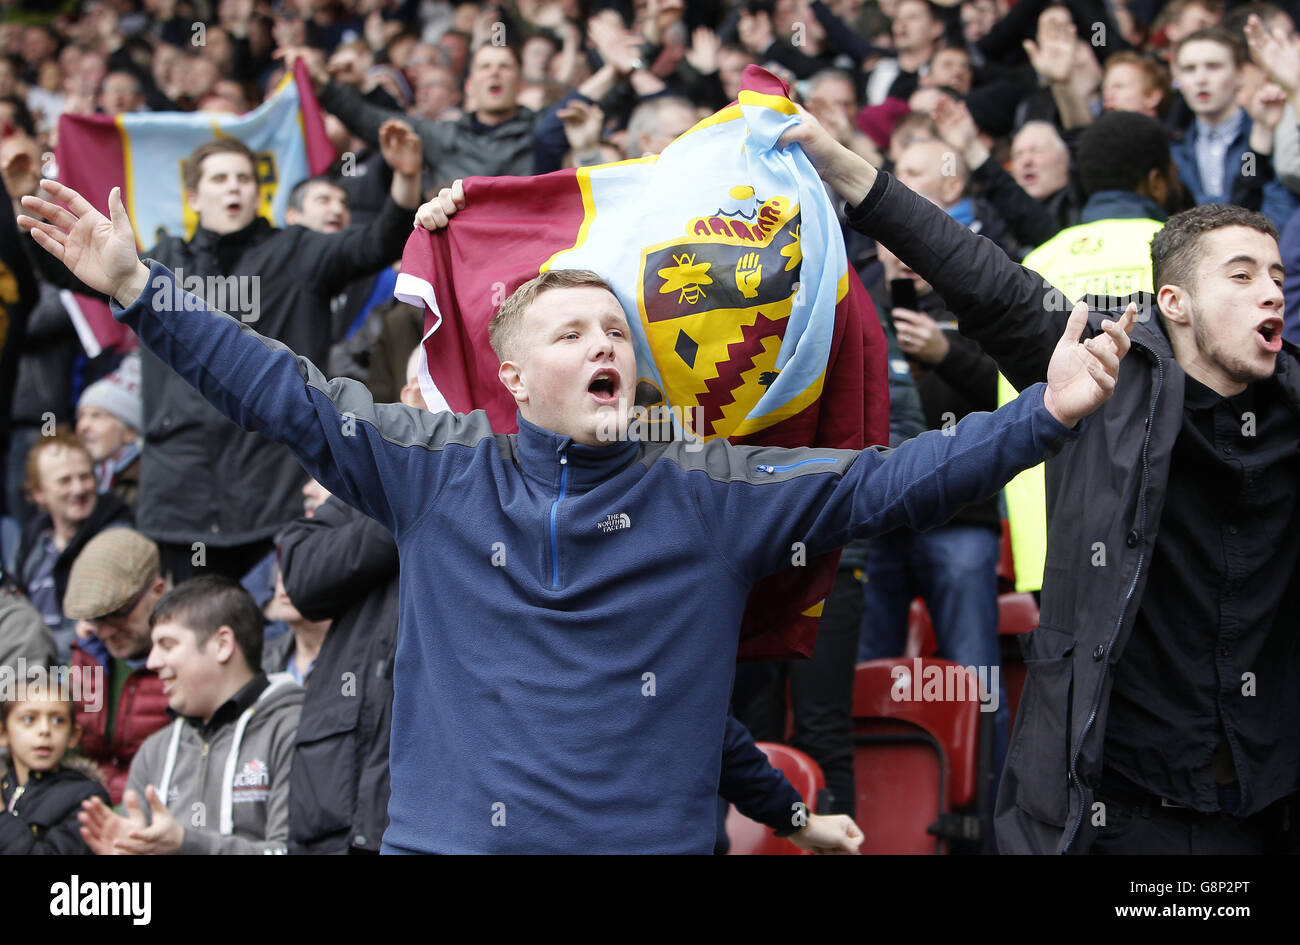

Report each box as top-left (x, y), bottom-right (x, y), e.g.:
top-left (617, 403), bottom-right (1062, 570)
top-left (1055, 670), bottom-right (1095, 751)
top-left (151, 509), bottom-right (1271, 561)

top-left (2, 0), bottom-right (1300, 854)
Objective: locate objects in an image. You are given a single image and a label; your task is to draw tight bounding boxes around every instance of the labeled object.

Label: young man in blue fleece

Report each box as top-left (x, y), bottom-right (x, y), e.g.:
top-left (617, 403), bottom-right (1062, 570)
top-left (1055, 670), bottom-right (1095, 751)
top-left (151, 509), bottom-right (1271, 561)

top-left (18, 153), bottom-right (1134, 853)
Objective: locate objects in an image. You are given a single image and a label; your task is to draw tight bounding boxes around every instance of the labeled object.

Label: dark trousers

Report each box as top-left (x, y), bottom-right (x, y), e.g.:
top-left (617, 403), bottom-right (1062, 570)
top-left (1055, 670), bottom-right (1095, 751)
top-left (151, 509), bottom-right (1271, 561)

top-left (1092, 782), bottom-right (1300, 854)
top-left (158, 538), bottom-right (275, 585)
top-left (731, 567), bottom-right (862, 817)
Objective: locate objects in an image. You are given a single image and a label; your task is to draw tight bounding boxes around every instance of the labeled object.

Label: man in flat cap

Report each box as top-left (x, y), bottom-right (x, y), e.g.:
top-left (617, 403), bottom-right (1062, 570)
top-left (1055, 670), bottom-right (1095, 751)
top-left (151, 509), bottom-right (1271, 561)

top-left (64, 528), bottom-right (170, 804)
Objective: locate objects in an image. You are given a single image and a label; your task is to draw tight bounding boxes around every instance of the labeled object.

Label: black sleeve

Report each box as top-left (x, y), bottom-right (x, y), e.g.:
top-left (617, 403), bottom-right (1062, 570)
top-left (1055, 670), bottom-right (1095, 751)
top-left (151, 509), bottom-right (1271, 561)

top-left (534, 88), bottom-right (589, 175)
top-left (278, 496), bottom-right (400, 622)
top-left (320, 82), bottom-right (448, 171)
top-left (287, 196), bottom-right (409, 294)
top-left (0, 781), bottom-right (108, 854)
top-left (932, 329), bottom-right (1000, 412)
top-left (21, 237), bottom-right (105, 299)
top-left (978, 0), bottom-right (1128, 63)
top-left (672, 64), bottom-right (729, 111)
top-left (760, 41), bottom-right (826, 80)
top-left (810, 1), bottom-right (890, 65)
top-left (976, 0), bottom-right (1051, 62)
top-left (229, 35), bottom-right (271, 83)
top-left (847, 171), bottom-right (1066, 390)
top-left (970, 155), bottom-right (1062, 250)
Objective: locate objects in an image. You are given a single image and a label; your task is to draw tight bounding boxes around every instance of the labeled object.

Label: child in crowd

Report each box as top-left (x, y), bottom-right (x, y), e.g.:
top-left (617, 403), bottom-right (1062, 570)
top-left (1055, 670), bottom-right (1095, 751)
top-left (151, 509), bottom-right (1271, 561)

top-left (0, 685), bottom-right (109, 853)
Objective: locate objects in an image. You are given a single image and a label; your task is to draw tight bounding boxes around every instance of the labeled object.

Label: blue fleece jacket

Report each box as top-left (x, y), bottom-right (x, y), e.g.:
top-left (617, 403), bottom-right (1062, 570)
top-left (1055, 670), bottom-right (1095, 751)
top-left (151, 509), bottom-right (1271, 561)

top-left (116, 263), bottom-right (1077, 853)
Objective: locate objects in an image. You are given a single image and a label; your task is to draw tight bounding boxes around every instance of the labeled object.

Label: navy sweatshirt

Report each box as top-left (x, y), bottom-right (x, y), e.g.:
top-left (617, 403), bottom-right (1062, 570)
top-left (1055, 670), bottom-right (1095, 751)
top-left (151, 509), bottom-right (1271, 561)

top-left (116, 263), bottom-right (1076, 853)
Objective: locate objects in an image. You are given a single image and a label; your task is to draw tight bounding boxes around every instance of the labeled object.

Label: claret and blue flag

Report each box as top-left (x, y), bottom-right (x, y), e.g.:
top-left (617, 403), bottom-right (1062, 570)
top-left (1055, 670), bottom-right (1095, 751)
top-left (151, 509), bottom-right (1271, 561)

top-left (53, 63), bottom-right (334, 355)
top-left (396, 66), bottom-right (889, 660)
top-left (56, 62), bottom-right (334, 246)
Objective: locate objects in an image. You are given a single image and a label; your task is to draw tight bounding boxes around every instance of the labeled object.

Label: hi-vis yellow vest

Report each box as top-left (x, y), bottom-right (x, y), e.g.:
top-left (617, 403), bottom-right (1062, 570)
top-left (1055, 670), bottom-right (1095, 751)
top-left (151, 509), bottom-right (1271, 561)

top-left (1000, 217), bottom-right (1163, 591)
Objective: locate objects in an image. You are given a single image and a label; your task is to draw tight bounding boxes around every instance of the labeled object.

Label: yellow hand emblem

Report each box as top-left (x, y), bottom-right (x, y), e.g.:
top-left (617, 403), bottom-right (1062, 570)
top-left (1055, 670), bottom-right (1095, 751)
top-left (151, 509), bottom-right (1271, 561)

top-left (735, 252), bottom-right (762, 299)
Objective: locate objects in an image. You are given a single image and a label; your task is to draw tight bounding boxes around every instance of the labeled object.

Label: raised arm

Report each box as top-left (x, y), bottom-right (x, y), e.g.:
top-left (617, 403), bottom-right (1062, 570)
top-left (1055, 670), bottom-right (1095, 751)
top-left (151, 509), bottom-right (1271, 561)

top-left (692, 299), bottom-right (1133, 580)
top-left (293, 119), bottom-right (423, 292)
top-left (18, 180), bottom-right (466, 535)
top-left (933, 97), bottom-right (1062, 251)
top-left (780, 106), bottom-right (1068, 389)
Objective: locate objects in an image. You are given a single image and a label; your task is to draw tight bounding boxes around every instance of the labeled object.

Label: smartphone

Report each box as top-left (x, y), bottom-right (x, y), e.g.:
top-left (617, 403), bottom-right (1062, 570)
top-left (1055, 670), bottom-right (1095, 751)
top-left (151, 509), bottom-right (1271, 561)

top-left (890, 277), bottom-right (919, 312)
top-left (887, 277), bottom-right (919, 337)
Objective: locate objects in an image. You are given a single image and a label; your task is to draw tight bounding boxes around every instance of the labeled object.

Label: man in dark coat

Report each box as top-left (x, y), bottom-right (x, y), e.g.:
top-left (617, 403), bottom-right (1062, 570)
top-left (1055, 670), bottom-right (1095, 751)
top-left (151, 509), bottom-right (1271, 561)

top-left (278, 490), bottom-right (398, 855)
top-left (134, 123), bottom-right (423, 583)
top-left (786, 105), bottom-right (1300, 854)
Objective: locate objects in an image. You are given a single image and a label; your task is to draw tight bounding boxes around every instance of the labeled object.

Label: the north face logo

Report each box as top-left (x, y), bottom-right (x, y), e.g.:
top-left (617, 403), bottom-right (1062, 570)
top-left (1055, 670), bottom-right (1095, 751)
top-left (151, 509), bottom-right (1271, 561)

top-left (597, 513), bottom-right (632, 534)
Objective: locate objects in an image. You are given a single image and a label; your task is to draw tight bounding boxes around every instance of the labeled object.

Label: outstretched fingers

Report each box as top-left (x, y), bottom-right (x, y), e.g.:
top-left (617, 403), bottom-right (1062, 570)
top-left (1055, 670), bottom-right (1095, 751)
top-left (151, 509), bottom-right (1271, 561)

top-left (1083, 336), bottom-right (1118, 377)
top-left (1061, 298), bottom-right (1090, 346)
top-left (35, 177), bottom-right (97, 219)
top-left (1097, 303), bottom-right (1136, 359)
top-left (23, 220), bottom-right (68, 261)
top-left (19, 193), bottom-right (78, 232)
top-left (109, 186), bottom-right (130, 231)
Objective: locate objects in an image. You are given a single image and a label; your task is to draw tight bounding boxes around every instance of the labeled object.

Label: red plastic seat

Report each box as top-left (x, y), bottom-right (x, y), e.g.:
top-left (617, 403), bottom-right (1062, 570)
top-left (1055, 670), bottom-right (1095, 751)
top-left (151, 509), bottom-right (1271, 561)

top-left (997, 592), bottom-right (1039, 636)
top-left (852, 658), bottom-right (983, 853)
top-left (725, 743), bottom-right (825, 855)
top-left (997, 593), bottom-right (1038, 737)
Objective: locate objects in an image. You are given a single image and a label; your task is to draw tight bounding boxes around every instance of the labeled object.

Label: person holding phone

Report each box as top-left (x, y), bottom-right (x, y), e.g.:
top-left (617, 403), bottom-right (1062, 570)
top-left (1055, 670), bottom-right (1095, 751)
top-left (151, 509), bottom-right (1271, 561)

top-left (858, 238), bottom-right (1011, 795)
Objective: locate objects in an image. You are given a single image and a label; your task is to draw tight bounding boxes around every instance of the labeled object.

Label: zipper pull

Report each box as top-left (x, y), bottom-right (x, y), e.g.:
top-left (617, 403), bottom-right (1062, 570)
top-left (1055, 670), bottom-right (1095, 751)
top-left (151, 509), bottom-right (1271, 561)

top-left (757, 464), bottom-right (775, 474)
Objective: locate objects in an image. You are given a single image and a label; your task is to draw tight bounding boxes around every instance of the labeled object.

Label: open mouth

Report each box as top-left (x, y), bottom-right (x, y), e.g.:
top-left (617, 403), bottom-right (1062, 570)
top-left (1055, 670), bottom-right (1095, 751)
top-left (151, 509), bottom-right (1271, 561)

top-left (587, 369), bottom-right (620, 405)
top-left (1258, 317), bottom-right (1284, 352)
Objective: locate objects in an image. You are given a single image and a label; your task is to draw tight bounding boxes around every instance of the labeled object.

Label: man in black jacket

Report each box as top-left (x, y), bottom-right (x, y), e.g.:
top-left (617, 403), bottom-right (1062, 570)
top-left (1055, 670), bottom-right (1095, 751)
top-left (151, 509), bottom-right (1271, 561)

top-left (134, 122), bottom-right (423, 584)
top-left (277, 488), bottom-right (399, 855)
top-left (786, 104), bottom-right (1300, 854)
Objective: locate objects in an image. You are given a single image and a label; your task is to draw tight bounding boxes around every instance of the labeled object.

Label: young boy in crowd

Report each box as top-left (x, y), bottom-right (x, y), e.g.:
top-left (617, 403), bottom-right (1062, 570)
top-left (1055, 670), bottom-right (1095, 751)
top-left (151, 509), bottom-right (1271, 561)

top-left (0, 686), bottom-right (110, 853)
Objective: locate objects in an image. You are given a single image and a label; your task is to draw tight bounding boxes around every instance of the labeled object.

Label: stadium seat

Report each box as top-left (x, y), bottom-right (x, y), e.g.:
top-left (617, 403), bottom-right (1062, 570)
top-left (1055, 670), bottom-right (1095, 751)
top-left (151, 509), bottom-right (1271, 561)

top-left (997, 593), bottom-right (1038, 738)
top-left (725, 743), bottom-right (825, 855)
top-left (903, 598), bottom-right (938, 658)
top-left (852, 658), bottom-right (983, 853)
top-left (998, 592), bottom-right (1039, 636)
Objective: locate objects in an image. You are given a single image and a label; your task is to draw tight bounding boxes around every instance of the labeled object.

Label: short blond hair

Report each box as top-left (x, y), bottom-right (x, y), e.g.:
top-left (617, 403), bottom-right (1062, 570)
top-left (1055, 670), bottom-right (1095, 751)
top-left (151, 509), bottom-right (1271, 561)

top-left (489, 269), bottom-right (616, 361)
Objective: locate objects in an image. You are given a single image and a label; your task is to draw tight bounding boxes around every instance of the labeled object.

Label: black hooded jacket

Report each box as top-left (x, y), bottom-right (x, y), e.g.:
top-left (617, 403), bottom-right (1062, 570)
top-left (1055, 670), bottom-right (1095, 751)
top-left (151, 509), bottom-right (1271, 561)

top-left (135, 198), bottom-right (411, 548)
top-left (0, 758), bottom-right (109, 854)
top-left (277, 495), bottom-right (399, 854)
